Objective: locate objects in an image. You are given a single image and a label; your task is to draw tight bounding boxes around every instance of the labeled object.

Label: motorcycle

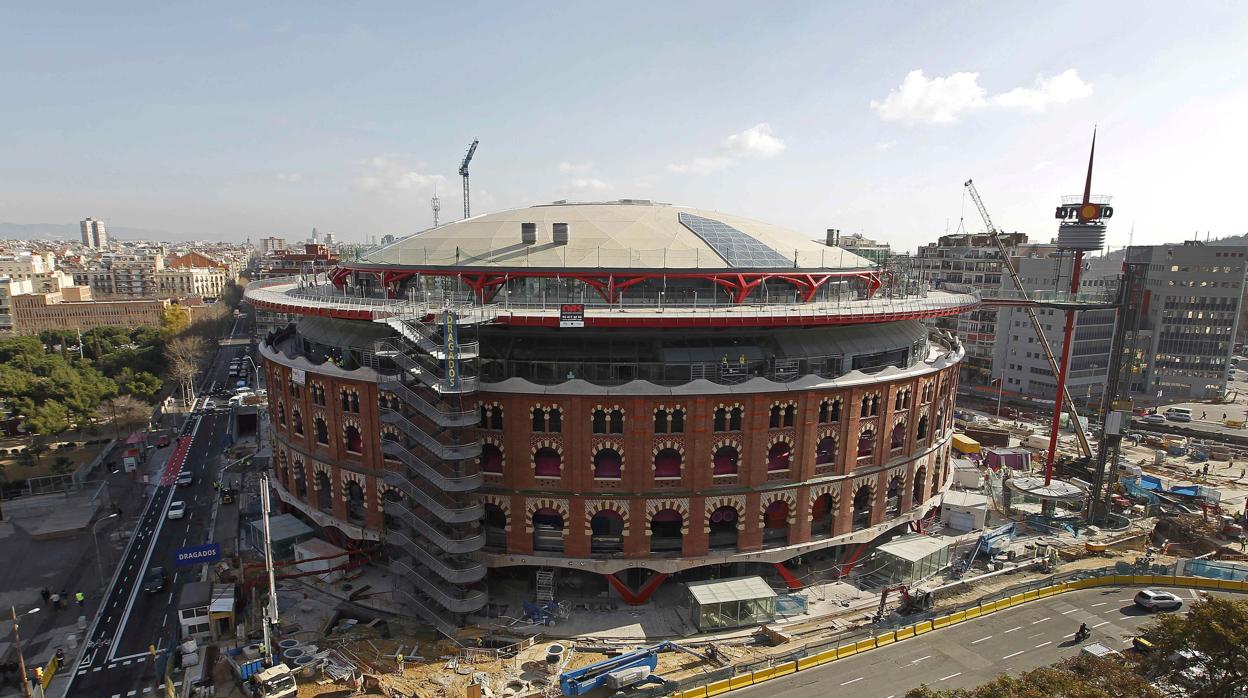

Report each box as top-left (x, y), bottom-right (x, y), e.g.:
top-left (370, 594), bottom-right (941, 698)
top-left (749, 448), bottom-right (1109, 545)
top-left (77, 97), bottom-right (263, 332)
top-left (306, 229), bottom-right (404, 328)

top-left (1074, 626), bottom-right (1091, 643)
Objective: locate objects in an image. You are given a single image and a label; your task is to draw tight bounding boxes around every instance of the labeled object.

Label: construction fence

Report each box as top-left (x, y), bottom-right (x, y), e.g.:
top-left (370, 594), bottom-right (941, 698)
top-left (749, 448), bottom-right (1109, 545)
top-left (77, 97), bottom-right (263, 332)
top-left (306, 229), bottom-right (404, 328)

top-left (650, 567), bottom-right (1248, 698)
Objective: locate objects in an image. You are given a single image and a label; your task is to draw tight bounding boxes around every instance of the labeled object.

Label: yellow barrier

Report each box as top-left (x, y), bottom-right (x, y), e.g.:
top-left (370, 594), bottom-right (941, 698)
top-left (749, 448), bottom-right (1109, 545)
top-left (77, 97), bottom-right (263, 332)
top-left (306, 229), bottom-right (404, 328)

top-left (1021, 590), bottom-right (1039, 602)
top-left (836, 645), bottom-right (857, 660)
top-left (705, 679), bottom-right (731, 697)
top-left (932, 615), bottom-right (950, 630)
top-left (815, 649), bottom-right (837, 664)
top-left (875, 631), bottom-right (896, 647)
top-left (963, 606), bottom-right (981, 621)
top-left (913, 620), bottom-right (933, 635)
top-left (729, 675), bottom-right (754, 690)
top-left (895, 625), bottom-right (915, 640)
top-left (1007, 593), bottom-right (1027, 607)
top-left (854, 638), bottom-right (876, 653)
top-left (1036, 585), bottom-right (1056, 598)
top-left (751, 669), bottom-right (774, 684)
top-left (796, 655), bottom-right (822, 671)
top-left (772, 662), bottom-right (796, 678)
top-left (948, 610), bottom-right (967, 624)
top-left (682, 688), bottom-right (708, 698)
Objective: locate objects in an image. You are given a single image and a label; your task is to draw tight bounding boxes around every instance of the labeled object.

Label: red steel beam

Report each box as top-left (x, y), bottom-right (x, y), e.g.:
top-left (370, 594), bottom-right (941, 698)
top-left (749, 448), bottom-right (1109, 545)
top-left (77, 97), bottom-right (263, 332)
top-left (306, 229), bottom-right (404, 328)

top-left (1044, 250), bottom-right (1085, 484)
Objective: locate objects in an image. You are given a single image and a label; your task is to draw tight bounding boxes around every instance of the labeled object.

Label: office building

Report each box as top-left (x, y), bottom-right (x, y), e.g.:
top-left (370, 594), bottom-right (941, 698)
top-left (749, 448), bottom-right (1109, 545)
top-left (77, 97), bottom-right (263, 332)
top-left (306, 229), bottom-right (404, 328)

top-left (81, 218), bottom-right (108, 249)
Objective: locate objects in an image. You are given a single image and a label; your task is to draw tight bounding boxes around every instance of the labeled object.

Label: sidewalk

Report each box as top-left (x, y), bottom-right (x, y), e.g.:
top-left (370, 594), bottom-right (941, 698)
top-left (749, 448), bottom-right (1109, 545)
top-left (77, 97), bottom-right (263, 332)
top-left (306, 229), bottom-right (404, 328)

top-left (0, 440), bottom-right (179, 697)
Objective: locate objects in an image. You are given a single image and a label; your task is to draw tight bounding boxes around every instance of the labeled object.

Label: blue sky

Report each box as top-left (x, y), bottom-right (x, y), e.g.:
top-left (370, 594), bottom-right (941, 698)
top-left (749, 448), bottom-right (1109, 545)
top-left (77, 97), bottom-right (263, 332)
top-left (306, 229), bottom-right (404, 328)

top-left (2, 2), bottom-right (1246, 250)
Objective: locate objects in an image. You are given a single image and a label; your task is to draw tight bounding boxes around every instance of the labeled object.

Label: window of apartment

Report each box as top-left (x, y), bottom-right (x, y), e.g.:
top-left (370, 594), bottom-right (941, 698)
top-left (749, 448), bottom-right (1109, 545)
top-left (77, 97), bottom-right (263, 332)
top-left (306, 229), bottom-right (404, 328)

top-left (713, 405), bottom-right (743, 432)
top-left (653, 407), bottom-right (685, 434)
top-left (592, 407), bottom-right (624, 435)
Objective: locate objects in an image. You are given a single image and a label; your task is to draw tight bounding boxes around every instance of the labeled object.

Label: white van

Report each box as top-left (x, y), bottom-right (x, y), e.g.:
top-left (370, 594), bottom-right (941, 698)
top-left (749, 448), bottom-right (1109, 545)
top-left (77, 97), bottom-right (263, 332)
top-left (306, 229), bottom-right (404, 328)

top-left (1164, 407), bottom-right (1193, 423)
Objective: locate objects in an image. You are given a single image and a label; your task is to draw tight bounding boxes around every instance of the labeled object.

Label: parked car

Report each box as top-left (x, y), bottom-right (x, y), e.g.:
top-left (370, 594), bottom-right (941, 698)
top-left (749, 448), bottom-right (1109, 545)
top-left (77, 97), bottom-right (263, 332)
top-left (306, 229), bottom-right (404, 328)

top-left (1141, 414), bottom-right (1167, 425)
top-left (176, 472), bottom-right (194, 487)
top-left (1134, 589), bottom-right (1183, 611)
top-left (156, 434), bottom-right (171, 448)
top-left (142, 566), bottom-right (167, 593)
top-left (167, 501), bottom-right (187, 519)
top-left (1165, 408), bottom-right (1193, 422)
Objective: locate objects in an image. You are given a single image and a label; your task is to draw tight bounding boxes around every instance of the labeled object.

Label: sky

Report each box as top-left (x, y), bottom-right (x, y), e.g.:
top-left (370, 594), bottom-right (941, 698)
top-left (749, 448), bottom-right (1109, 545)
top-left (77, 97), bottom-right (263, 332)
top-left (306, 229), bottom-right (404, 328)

top-left (2, 2), bottom-right (1246, 251)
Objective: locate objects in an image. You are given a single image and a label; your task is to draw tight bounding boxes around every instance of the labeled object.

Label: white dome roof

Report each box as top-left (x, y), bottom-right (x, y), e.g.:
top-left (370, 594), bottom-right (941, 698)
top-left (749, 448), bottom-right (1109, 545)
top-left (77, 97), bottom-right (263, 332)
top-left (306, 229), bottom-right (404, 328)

top-left (363, 200), bottom-right (874, 271)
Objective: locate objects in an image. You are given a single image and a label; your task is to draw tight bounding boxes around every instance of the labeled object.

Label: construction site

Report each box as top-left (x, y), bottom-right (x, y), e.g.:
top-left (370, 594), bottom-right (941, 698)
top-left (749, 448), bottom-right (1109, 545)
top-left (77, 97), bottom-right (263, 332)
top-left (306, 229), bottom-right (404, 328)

top-left (190, 137), bottom-right (1248, 698)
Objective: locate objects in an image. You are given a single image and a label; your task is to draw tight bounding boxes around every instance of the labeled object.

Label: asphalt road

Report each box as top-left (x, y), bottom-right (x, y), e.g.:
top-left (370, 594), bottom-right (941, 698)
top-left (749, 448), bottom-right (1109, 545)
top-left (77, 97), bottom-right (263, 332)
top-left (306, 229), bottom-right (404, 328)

top-left (63, 321), bottom-right (250, 698)
top-left (732, 585), bottom-right (1236, 698)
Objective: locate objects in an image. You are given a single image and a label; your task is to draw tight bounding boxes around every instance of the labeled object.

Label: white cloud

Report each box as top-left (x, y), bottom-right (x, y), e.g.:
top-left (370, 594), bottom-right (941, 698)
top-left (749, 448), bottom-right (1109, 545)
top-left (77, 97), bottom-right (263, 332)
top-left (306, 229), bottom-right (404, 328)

top-left (1034, 160), bottom-right (1054, 171)
top-left (352, 155), bottom-right (448, 195)
top-left (990, 69), bottom-right (1093, 111)
top-left (871, 69), bottom-right (1092, 124)
top-left (875, 140), bottom-right (897, 152)
top-left (557, 161), bottom-right (593, 174)
top-left (569, 178), bottom-right (611, 192)
top-left (276, 172), bottom-right (303, 183)
top-left (668, 123), bottom-right (786, 175)
top-left (724, 123), bottom-right (786, 158)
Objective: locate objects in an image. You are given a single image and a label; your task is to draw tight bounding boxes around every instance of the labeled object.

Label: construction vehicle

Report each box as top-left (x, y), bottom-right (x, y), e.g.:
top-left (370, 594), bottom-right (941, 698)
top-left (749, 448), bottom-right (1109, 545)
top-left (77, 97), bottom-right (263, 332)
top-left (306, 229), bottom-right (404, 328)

top-left (249, 663), bottom-right (297, 698)
top-left (559, 641), bottom-right (716, 696)
top-left (873, 584), bottom-right (914, 621)
top-left (954, 523), bottom-right (1016, 576)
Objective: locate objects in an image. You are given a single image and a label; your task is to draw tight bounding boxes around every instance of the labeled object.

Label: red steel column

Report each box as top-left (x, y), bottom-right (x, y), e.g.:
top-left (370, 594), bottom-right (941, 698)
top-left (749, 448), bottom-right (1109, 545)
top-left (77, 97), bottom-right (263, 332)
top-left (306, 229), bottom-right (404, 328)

top-left (1044, 251), bottom-right (1085, 484)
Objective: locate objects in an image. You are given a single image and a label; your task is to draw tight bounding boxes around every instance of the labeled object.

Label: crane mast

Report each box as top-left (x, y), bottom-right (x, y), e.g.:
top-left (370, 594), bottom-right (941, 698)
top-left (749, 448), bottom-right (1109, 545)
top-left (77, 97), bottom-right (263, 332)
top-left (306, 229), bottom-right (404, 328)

top-left (963, 179), bottom-right (1092, 458)
top-left (459, 139), bottom-right (479, 219)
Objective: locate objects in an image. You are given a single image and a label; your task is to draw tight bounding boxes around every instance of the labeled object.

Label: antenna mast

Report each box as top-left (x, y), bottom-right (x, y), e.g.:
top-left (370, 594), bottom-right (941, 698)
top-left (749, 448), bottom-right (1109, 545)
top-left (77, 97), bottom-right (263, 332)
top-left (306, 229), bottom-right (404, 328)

top-left (459, 138), bottom-right (479, 219)
top-left (431, 184), bottom-right (441, 228)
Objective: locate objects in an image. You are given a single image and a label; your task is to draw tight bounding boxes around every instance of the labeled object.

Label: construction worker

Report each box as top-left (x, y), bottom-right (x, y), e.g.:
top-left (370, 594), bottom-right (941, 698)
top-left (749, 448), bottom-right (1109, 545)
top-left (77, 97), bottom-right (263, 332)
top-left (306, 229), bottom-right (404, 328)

top-left (75, 591), bottom-right (85, 607)
top-left (395, 653), bottom-right (404, 675)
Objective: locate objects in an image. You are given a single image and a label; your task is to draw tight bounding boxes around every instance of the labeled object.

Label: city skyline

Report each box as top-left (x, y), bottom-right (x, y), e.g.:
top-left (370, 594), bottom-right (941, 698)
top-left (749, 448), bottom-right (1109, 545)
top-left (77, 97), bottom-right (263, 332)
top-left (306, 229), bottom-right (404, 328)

top-left (2, 3), bottom-right (1246, 249)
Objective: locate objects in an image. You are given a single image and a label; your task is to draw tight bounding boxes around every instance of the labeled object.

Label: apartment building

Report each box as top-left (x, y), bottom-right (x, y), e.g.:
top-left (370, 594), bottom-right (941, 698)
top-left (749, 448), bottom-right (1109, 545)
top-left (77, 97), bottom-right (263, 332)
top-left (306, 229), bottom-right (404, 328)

top-left (80, 217), bottom-right (108, 249)
top-left (9, 286), bottom-right (168, 335)
top-left (157, 266), bottom-right (229, 299)
top-left (993, 241), bottom-right (1247, 404)
top-left (914, 232), bottom-right (1028, 384)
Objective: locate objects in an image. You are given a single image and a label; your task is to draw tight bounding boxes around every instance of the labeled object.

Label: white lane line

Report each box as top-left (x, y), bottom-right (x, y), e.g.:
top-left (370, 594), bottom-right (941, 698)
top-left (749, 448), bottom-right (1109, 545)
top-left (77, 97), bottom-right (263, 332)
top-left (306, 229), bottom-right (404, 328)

top-left (1090, 602), bottom-right (1107, 607)
top-left (840, 677), bottom-right (864, 686)
top-left (911, 655), bottom-right (932, 663)
top-left (1031, 616), bottom-right (1051, 624)
top-left (939, 673), bottom-right (961, 681)
top-left (1189, 590), bottom-right (1201, 601)
top-left (971, 636), bottom-right (992, 644)
top-left (93, 667), bottom-right (103, 672)
top-left (127, 692), bottom-right (137, 697)
top-left (1061, 608), bottom-right (1079, 615)
top-left (112, 694), bottom-right (121, 698)
top-left (1003, 626), bottom-right (1023, 633)
top-left (123, 660), bottom-right (131, 666)
top-left (1092, 621), bottom-right (1110, 628)
top-left (1035, 641), bottom-right (1052, 648)
top-left (105, 616), bottom-right (111, 623)
top-left (1002, 650), bottom-right (1025, 659)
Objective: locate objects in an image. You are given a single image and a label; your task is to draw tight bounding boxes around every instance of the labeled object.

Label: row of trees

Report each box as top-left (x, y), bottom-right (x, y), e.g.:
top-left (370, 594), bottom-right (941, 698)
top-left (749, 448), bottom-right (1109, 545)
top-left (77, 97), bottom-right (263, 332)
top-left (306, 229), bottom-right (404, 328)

top-left (905, 596), bottom-right (1248, 698)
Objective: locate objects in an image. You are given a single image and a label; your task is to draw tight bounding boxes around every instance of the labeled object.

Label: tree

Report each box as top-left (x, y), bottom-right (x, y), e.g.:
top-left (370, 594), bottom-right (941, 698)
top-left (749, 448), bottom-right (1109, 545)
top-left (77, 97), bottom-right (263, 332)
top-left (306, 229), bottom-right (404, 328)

top-left (125, 371), bottom-right (164, 403)
top-left (1141, 596), bottom-right (1248, 697)
top-left (904, 655), bottom-right (1163, 698)
top-left (160, 305), bottom-right (191, 341)
top-left (52, 455), bottom-right (74, 475)
top-left (165, 335), bottom-right (208, 402)
top-left (101, 394), bottom-right (152, 438)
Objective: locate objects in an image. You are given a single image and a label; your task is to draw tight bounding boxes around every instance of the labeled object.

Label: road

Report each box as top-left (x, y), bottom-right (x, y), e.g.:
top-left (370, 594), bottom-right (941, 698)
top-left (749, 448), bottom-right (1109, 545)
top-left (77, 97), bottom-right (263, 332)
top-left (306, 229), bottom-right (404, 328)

top-left (733, 585), bottom-right (1235, 698)
top-left (64, 320), bottom-right (252, 698)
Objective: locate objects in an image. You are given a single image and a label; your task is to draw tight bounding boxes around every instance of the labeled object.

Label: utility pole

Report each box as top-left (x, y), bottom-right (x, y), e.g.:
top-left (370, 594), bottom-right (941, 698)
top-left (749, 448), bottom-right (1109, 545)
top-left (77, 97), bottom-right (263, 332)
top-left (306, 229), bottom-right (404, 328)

top-left (259, 475), bottom-right (280, 664)
top-left (11, 606), bottom-right (32, 698)
top-left (459, 139), bottom-right (479, 219)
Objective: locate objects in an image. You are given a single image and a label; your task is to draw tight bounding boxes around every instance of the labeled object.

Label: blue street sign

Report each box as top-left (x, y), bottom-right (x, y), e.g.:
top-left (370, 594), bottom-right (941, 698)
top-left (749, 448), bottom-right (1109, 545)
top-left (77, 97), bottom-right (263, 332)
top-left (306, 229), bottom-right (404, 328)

top-left (173, 542), bottom-right (221, 567)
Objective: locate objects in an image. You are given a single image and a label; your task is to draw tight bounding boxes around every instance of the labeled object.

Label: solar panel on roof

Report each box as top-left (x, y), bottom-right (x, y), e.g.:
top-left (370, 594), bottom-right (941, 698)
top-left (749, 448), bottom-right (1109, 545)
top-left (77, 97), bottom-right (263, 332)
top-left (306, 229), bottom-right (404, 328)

top-left (678, 212), bottom-right (793, 268)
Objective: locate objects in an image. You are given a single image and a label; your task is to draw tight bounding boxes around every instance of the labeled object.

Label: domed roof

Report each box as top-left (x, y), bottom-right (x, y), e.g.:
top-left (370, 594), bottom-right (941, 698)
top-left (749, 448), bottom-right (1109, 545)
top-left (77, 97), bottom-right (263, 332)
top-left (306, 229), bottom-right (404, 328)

top-left (362, 200), bottom-right (874, 271)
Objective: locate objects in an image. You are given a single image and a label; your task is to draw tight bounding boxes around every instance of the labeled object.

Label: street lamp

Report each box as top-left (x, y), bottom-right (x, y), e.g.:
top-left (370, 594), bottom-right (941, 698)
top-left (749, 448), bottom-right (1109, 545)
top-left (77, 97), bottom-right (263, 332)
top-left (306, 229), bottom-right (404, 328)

top-left (9, 605), bottom-right (41, 698)
top-left (92, 512), bottom-right (119, 587)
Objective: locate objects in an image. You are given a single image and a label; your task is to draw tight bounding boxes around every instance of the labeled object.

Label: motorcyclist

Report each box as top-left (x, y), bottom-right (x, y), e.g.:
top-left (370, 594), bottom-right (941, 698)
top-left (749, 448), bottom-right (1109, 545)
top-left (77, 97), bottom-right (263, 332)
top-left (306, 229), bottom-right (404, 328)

top-left (1077, 622), bottom-right (1089, 639)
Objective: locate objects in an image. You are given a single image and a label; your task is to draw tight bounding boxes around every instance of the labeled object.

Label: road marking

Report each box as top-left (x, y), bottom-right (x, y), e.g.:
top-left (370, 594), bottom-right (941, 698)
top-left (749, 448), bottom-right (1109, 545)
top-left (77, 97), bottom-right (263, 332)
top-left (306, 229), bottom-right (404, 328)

top-left (1190, 590), bottom-right (1201, 601)
top-left (112, 694), bottom-right (121, 698)
top-left (1064, 632), bottom-right (1077, 638)
top-left (1031, 617), bottom-right (1051, 624)
top-left (1002, 650), bottom-right (1025, 659)
top-left (970, 636), bottom-right (992, 644)
top-left (1092, 621), bottom-right (1110, 628)
top-left (1090, 602), bottom-right (1107, 607)
top-left (911, 655), bottom-right (931, 663)
top-left (1003, 626), bottom-right (1022, 633)
top-left (123, 660), bottom-right (131, 666)
top-left (1035, 641), bottom-right (1052, 648)
top-left (93, 667), bottom-right (102, 672)
top-left (128, 691), bottom-right (137, 696)
top-left (1061, 608), bottom-right (1079, 614)
top-left (939, 672), bottom-right (961, 681)
top-left (840, 677), bottom-right (864, 686)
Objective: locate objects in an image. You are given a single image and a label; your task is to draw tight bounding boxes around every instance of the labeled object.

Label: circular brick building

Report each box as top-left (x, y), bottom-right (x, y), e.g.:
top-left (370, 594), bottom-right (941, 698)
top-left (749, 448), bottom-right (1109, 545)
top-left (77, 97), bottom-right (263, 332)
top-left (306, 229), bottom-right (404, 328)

top-left (246, 200), bottom-right (976, 633)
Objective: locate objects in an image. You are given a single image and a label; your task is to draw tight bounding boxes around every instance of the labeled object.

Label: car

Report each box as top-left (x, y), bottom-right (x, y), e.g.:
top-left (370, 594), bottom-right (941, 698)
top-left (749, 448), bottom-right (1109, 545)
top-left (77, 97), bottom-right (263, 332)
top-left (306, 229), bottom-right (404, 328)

top-left (1165, 407), bottom-right (1193, 422)
top-left (142, 567), bottom-right (167, 593)
top-left (167, 501), bottom-right (187, 519)
top-left (1141, 414), bottom-right (1168, 425)
top-left (1134, 589), bottom-right (1183, 611)
top-left (156, 434), bottom-right (171, 448)
top-left (202, 399), bottom-right (215, 411)
top-left (176, 472), bottom-right (194, 487)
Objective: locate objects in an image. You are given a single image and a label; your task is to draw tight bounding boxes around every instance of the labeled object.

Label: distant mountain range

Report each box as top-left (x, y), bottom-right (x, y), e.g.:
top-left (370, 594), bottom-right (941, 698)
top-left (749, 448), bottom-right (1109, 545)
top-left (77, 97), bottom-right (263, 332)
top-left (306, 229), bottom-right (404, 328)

top-left (0, 221), bottom-right (180, 241)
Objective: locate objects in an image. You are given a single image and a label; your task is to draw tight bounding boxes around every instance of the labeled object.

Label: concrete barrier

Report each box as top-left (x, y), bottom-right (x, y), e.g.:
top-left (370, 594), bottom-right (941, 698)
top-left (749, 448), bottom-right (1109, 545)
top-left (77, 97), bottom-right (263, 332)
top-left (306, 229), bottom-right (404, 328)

top-left (913, 620), bottom-right (933, 635)
top-left (853, 638), bottom-right (875, 653)
top-left (772, 662), bottom-right (796, 678)
top-left (728, 675), bottom-right (753, 690)
top-left (875, 631), bottom-right (896, 647)
top-left (895, 625), bottom-right (915, 640)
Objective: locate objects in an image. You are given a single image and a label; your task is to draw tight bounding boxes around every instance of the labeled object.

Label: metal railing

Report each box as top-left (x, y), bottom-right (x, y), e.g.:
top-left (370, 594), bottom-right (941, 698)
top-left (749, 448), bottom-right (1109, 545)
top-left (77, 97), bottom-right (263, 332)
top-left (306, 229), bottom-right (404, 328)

top-left (377, 377), bottom-right (479, 427)
top-left (380, 409), bottom-right (482, 460)
top-left (387, 529), bottom-right (487, 585)
top-left (381, 442), bottom-right (482, 491)
top-left (384, 500), bottom-right (486, 554)
top-left (388, 557), bottom-right (488, 613)
top-left (380, 468), bottom-right (482, 524)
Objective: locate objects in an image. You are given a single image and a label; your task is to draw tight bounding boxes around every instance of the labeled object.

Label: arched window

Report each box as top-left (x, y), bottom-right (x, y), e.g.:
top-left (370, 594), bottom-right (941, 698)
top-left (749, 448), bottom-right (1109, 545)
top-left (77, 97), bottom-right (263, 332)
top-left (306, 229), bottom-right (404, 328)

top-left (670, 408), bottom-right (684, 433)
top-left (860, 396), bottom-right (871, 418)
top-left (488, 405), bottom-right (503, 430)
top-left (532, 508), bottom-right (564, 553)
top-left (294, 465), bottom-right (307, 498)
top-left (762, 500), bottom-right (790, 547)
top-left (886, 475), bottom-right (903, 517)
top-left (277, 401), bottom-right (285, 426)
top-left (593, 448), bottom-right (622, 479)
top-left (857, 428), bottom-right (875, 460)
top-left (870, 396), bottom-right (880, 416)
top-left (345, 424), bottom-right (363, 453)
top-left (713, 407), bottom-right (728, 432)
top-left (654, 448), bottom-right (682, 479)
top-left (350, 392), bottom-right (360, 413)
top-left (589, 510), bottom-right (624, 555)
top-left (852, 485), bottom-right (873, 531)
top-left (483, 504), bottom-right (507, 550)
top-left (811, 493), bottom-right (834, 537)
top-left (917, 415), bottom-right (929, 441)
top-left (708, 506), bottom-right (739, 551)
top-left (730, 407), bottom-right (743, 431)
top-left (314, 417), bottom-right (328, 445)
top-left (534, 447), bottom-right (561, 478)
top-left (547, 408), bottom-right (562, 432)
top-left (890, 422), bottom-right (906, 450)
top-left (346, 480), bottom-right (365, 522)
top-left (913, 465), bottom-right (927, 504)
top-left (712, 445), bottom-right (739, 475)
top-left (769, 405), bottom-right (782, 428)
top-left (650, 509), bottom-right (683, 553)
top-left (480, 443), bottom-right (504, 474)
top-left (783, 403), bottom-right (796, 427)
top-left (815, 436), bottom-right (837, 465)
top-left (531, 407), bottom-right (544, 432)
top-left (292, 409), bottom-right (303, 436)
top-left (341, 389), bottom-right (351, 412)
top-left (767, 442), bottom-right (791, 471)
top-left (609, 409), bottom-right (624, 434)
top-left (315, 471), bottom-right (332, 511)
top-left (592, 409), bottom-right (607, 434)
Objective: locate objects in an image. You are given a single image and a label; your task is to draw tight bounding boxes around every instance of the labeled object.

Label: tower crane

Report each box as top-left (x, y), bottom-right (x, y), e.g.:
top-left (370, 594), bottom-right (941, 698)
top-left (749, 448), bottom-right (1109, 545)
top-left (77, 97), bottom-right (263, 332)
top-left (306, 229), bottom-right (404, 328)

top-left (459, 138), bottom-right (479, 219)
top-left (963, 179), bottom-right (1091, 458)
